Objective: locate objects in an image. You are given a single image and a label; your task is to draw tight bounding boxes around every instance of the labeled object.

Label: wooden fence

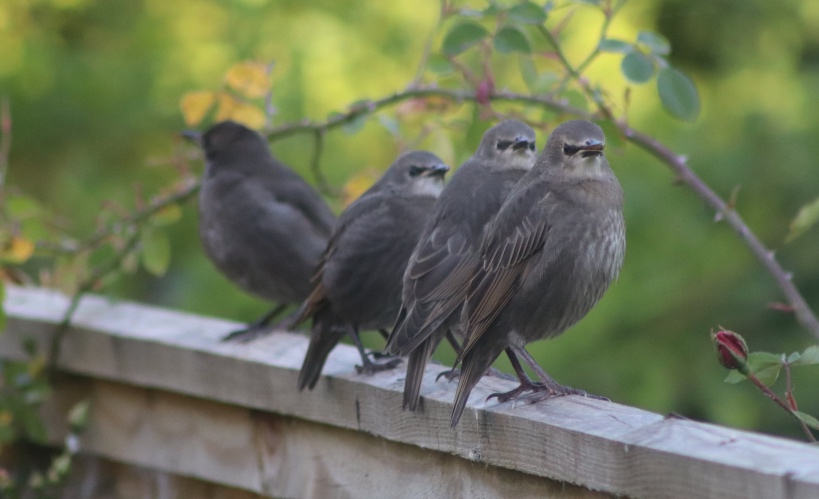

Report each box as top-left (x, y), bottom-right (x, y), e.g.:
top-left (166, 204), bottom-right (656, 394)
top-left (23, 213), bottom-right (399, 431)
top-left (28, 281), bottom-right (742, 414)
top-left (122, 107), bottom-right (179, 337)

top-left (2, 285), bottom-right (818, 498)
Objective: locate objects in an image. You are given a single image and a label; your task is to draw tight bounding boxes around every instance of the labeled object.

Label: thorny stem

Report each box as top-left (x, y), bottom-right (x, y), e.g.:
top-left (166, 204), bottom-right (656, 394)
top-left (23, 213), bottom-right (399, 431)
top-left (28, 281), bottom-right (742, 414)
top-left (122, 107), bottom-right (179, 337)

top-left (47, 231), bottom-right (141, 376)
top-left (39, 178), bottom-right (200, 255)
top-left (746, 372), bottom-right (816, 442)
top-left (261, 86), bottom-right (819, 339)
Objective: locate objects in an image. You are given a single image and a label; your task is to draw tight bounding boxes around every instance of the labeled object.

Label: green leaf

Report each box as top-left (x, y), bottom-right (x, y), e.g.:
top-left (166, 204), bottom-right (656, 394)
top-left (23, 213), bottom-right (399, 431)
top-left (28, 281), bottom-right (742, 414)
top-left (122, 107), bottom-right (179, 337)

top-left (342, 113), bottom-right (368, 135)
top-left (507, 2), bottom-right (547, 24)
top-left (494, 26), bottom-right (531, 54)
top-left (561, 89), bottom-right (588, 112)
top-left (754, 363), bottom-right (783, 386)
top-left (621, 51), bottom-right (654, 84)
top-left (140, 227), bottom-right (171, 277)
top-left (428, 54), bottom-right (455, 75)
top-left (786, 196), bottom-right (819, 243)
top-left (595, 119), bottom-right (625, 149)
top-left (787, 352), bottom-right (801, 364)
top-left (657, 66), bottom-right (700, 121)
top-left (442, 22), bottom-right (490, 56)
top-left (724, 370), bottom-right (746, 384)
top-left (795, 411), bottom-right (819, 431)
top-left (68, 400), bottom-right (91, 433)
top-left (637, 30), bottom-right (671, 56)
top-left (599, 39), bottom-right (633, 54)
top-left (518, 56), bottom-right (557, 93)
top-left (793, 345), bottom-right (819, 366)
top-left (747, 351), bottom-right (784, 368)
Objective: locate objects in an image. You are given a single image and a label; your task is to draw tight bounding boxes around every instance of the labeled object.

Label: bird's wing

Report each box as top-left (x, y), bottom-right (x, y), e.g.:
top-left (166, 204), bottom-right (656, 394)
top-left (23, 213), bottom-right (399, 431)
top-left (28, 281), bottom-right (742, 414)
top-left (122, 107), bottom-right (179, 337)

top-left (458, 183), bottom-right (554, 359)
top-left (387, 217), bottom-right (481, 355)
top-left (263, 168), bottom-right (337, 238)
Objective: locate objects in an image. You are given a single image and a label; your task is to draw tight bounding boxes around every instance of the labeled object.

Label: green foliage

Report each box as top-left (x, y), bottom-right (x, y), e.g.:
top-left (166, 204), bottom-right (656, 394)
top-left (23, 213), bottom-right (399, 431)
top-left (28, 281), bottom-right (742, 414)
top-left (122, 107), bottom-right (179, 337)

top-left (442, 22), bottom-right (490, 56)
top-left (786, 197), bottom-right (819, 243)
top-left (621, 52), bottom-right (655, 83)
top-left (657, 67), bottom-right (700, 122)
top-left (493, 26), bottom-right (531, 54)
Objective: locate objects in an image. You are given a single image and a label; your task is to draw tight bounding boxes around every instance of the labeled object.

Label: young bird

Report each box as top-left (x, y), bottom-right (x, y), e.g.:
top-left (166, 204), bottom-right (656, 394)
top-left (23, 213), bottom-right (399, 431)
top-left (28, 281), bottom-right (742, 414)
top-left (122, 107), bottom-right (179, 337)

top-left (187, 121), bottom-right (336, 342)
top-left (386, 120), bottom-right (538, 412)
top-left (296, 151), bottom-right (449, 391)
top-left (451, 120), bottom-right (625, 427)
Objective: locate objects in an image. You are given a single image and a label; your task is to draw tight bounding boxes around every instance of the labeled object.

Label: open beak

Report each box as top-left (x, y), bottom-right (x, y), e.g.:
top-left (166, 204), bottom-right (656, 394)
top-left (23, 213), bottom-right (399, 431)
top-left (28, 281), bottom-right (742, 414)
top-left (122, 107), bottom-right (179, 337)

top-left (579, 140), bottom-right (604, 158)
top-left (424, 163), bottom-right (450, 178)
top-left (512, 138), bottom-right (532, 151)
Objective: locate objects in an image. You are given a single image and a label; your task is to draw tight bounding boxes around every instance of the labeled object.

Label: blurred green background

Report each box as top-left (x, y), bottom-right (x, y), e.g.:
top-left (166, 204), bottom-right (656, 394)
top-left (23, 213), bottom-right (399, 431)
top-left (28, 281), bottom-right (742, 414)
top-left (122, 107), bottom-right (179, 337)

top-left (2, 0), bottom-right (818, 440)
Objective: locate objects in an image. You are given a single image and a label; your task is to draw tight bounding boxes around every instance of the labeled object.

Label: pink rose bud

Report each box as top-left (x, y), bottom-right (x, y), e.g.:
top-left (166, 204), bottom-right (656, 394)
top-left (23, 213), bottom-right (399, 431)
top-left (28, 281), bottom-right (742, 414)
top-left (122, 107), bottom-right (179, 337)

top-left (476, 79), bottom-right (493, 106)
top-left (712, 329), bottom-right (749, 372)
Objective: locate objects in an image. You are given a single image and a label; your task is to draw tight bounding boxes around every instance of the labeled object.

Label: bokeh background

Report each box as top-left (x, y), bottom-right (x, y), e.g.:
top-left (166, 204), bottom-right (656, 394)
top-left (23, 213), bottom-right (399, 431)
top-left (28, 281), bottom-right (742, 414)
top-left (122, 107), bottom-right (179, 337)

top-left (2, 0), bottom-right (818, 440)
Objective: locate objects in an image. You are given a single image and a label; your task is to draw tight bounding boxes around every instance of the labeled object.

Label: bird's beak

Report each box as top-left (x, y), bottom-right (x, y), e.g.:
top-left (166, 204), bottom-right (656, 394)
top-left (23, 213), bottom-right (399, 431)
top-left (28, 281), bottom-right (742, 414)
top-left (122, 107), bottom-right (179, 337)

top-left (180, 130), bottom-right (203, 145)
top-left (512, 138), bottom-right (532, 151)
top-left (424, 163), bottom-right (450, 178)
top-left (579, 140), bottom-right (604, 158)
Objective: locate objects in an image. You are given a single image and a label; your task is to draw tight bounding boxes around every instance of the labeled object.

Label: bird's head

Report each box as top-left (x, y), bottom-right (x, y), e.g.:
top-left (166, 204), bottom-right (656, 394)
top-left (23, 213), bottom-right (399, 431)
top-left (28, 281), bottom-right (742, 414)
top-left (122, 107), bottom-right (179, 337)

top-left (542, 120), bottom-right (608, 179)
top-left (375, 151), bottom-right (449, 197)
top-left (182, 121), bottom-right (267, 164)
top-left (476, 119), bottom-right (538, 171)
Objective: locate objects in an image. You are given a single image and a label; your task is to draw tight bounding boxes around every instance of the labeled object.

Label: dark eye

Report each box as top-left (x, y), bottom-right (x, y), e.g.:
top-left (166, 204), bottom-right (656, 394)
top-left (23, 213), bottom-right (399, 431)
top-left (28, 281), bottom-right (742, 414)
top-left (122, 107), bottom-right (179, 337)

top-left (529, 142), bottom-right (535, 151)
top-left (409, 165), bottom-right (424, 177)
top-left (496, 140), bottom-right (512, 150)
top-left (563, 144), bottom-right (580, 156)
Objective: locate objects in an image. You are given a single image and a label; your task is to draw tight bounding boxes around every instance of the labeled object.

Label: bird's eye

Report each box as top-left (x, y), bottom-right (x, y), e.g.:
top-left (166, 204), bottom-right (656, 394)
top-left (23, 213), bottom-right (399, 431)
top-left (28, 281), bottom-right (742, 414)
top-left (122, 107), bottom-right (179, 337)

top-left (496, 140), bottom-right (513, 150)
top-left (563, 144), bottom-right (580, 156)
top-left (529, 142), bottom-right (535, 151)
top-left (409, 166), bottom-right (424, 177)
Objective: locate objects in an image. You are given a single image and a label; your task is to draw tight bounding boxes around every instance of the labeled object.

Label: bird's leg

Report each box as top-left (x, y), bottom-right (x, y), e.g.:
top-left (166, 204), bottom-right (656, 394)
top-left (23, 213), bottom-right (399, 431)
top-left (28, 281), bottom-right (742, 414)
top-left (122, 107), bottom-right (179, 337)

top-left (221, 303), bottom-right (289, 343)
top-left (350, 327), bottom-right (402, 374)
top-left (435, 331), bottom-right (465, 382)
top-left (366, 329), bottom-right (392, 359)
top-left (513, 346), bottom-right (609, 405)
top-left (486, 348), bottom-right (545, 403)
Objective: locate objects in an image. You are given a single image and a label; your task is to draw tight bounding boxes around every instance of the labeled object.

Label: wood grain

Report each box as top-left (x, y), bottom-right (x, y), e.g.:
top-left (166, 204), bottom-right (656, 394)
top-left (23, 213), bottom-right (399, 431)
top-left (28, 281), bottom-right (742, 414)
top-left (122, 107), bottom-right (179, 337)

top-left (3, 285), bottom-right (819, 498)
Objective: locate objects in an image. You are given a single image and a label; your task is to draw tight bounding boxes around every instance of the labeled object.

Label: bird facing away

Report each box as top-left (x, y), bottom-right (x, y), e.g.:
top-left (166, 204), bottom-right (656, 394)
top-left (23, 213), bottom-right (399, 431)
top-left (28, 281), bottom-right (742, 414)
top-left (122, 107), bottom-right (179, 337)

top-left (187, 121), bottom-right (336, 341)
top-left (295, 151), bottom-right (449, 391)
top-left (385, 120), bottom-right (538, 412)
top-left (450, 119), bottom-right (625, 427)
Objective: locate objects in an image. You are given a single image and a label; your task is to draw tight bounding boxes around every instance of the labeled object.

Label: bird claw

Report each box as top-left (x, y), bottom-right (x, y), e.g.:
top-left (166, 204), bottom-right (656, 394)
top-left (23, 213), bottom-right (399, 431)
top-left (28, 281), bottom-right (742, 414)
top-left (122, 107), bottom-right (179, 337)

top-left (220, 324), bottom-right (270, 344)
top-left (485, 380), bottom-right (545, 404)
top-left (355, 356), bottom-right (403, 375)
top-left (436, 368), bottom-right (460, 382)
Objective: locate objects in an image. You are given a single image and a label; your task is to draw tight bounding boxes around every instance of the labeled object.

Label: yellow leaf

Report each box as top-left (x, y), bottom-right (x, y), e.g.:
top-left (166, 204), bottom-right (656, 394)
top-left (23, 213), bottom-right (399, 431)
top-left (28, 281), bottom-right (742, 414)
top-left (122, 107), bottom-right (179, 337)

top-left (225, 61), bottom-right (270, 98)
top-left (342, 170), bottom-right (379, 207)
top-left (1, 236), bottom-right (34, 264)
top-left (215, 93), bottom-right (266, 129)
top-left (180, 91), bottom-right (216, 127)
top-left (0, 410), bottom-right (13, 427)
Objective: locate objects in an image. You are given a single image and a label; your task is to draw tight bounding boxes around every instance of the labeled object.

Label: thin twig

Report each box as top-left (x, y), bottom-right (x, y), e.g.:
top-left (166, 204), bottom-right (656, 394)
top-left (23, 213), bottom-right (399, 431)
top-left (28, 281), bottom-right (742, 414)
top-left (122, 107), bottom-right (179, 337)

top-left (0, 97), bottom-right (11, 191)
top-left (309, 129), bottom-right (332, 197)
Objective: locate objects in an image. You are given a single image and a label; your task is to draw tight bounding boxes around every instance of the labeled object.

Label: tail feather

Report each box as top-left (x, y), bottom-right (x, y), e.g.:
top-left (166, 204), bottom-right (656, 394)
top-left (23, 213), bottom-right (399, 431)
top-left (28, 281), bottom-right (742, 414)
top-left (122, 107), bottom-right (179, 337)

top-left (402, 335), bottom-right (436, 411)
top-left (297, 309), bottom-right (350, 391)
top-left (450, 338), bottom-right (505, 427)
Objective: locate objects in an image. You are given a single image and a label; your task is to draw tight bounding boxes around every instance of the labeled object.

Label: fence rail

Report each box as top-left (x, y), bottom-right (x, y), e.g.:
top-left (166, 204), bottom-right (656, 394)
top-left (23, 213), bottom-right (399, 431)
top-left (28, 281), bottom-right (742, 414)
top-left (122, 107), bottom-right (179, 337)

top-left (2, 285), bottom-right (818, 498)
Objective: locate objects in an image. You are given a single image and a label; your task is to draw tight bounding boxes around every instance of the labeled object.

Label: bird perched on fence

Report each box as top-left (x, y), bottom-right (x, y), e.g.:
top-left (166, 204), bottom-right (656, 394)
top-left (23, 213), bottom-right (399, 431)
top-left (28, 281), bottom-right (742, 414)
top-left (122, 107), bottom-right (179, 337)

top-left (296, 151), bottom-right (449, 391)
top-left (385, 120), bottom-right (538, 412)
top-left (450, 119), bottom-right (625, 427)
top-left (184, 120), bottom-right (336, 342)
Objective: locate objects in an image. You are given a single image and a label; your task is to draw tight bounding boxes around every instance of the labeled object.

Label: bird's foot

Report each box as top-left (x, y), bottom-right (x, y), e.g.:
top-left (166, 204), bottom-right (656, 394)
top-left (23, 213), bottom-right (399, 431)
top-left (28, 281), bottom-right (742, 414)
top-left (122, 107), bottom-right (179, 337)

top-left (436, 368), bottom-right (459, 382)
top-left (366, 349), bottom-right (392, 360)
top-left (220, 323), bottom-right (271, 344)
top-left (486, 378), bottom-right (546, 404)
top-left (355, 355), bottom-right (403, 375)
top-left (518, 384), bottom-right (609, 405)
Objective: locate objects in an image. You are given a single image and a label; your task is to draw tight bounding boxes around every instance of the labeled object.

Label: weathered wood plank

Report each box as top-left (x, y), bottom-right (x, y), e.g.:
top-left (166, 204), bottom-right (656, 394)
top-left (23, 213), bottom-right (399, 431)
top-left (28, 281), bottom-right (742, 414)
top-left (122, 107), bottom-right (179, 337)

top-left (45, 375), bottom-right (604, 498)
top-left (3, 285), bottom-right (819, 498)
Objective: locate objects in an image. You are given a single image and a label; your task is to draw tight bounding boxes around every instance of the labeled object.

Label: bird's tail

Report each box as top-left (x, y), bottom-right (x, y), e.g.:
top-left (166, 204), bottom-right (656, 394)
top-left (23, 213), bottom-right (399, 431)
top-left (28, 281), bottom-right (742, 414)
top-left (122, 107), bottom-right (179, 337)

top-left (450, 338), bottom-right (505, 427)
top-left (297, 308), bottom-right (350, 391)
top-left (403, 331), bottom-right (439, 412)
